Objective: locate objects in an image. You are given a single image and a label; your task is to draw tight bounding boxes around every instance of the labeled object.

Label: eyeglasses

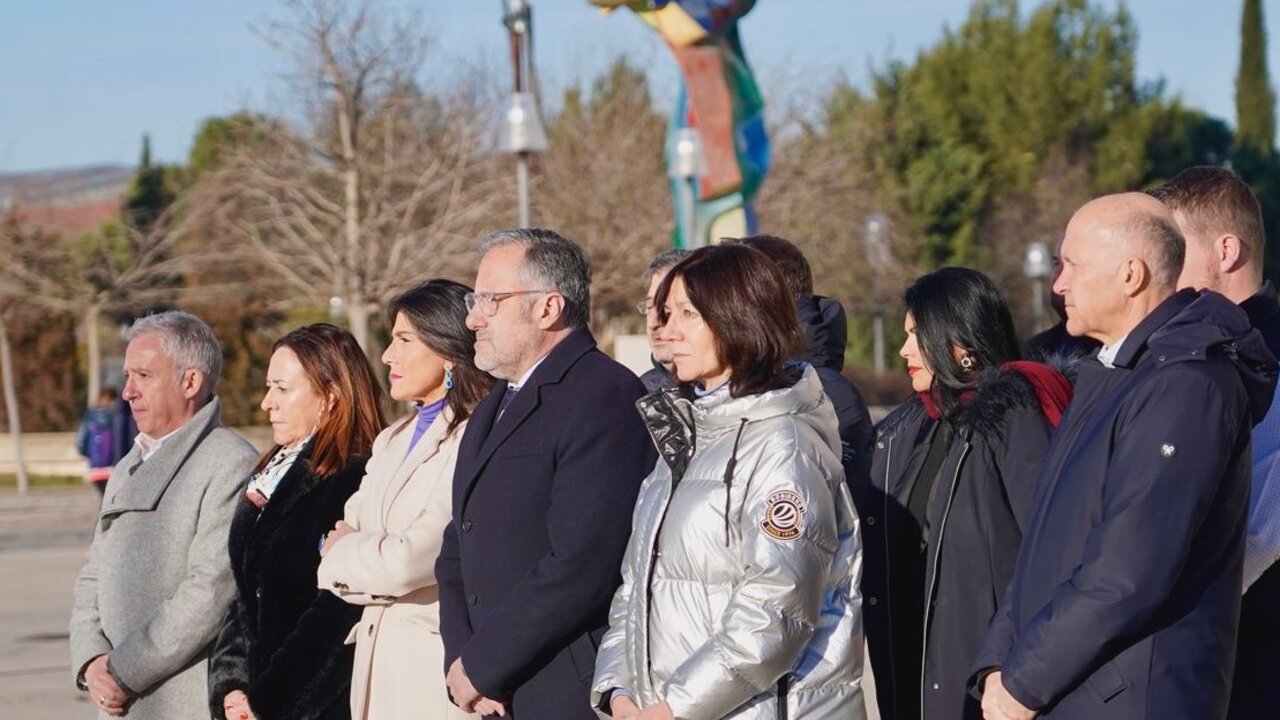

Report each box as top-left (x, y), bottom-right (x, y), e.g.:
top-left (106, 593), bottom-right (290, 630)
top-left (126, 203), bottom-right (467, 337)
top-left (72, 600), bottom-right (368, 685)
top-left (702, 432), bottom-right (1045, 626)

top-left (635, 300), bottom-right (657, 315)
top-left (464, 290), bottom-right (552, 317)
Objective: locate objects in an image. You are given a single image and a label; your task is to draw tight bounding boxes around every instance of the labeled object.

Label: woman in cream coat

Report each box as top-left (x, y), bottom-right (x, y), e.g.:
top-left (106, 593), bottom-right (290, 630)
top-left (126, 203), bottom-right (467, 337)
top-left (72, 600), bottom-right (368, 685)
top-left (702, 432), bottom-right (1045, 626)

top-left (318, 280), bottom-right (492, 720)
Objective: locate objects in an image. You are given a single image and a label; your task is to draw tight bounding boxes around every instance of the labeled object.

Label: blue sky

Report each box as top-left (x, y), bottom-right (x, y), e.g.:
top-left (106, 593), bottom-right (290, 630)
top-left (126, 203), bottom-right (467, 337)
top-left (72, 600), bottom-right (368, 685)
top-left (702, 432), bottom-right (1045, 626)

top-left (1, 0), bottom-right (1277, 173)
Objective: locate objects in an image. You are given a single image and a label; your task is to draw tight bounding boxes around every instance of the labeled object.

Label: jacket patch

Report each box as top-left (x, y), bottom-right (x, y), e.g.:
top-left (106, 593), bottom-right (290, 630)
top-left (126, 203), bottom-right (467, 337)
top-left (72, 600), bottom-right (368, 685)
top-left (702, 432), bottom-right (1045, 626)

top-left (761, 490), bottom-right (806, 540)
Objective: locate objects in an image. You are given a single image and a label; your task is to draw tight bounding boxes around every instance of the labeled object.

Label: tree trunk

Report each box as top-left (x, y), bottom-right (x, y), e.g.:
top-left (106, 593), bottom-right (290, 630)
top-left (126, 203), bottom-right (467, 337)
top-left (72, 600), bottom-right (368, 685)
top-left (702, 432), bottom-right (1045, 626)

top-left (85, 303), bottom-right (102, 408)
top-left (345, 294), bottom-right (372, 360)
top-left (0, 319), bottom-right (30, 494)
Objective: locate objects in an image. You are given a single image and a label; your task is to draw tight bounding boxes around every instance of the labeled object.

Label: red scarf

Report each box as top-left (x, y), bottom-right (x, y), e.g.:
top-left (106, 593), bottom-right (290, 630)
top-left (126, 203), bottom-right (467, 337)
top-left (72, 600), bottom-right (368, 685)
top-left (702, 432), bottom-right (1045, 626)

top-left (919, 361), bottom-right (1072, 428)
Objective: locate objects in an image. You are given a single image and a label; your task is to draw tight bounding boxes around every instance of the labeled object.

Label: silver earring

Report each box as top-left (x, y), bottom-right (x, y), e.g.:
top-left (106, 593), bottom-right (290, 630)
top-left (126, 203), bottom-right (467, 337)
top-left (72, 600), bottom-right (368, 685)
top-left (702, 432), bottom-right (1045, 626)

top-left (960, 355), bottom-right (975, 370)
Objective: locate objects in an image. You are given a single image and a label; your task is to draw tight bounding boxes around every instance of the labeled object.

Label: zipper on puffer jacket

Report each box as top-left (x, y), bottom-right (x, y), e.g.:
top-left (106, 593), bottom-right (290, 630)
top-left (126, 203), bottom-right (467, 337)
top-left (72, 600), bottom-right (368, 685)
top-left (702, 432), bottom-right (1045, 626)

top-left (722, 418), bottom-right (750, 546)
top-left (643, 399), bottom-right (697, 689)
top-left (776, 673), bottom-right (790, 720)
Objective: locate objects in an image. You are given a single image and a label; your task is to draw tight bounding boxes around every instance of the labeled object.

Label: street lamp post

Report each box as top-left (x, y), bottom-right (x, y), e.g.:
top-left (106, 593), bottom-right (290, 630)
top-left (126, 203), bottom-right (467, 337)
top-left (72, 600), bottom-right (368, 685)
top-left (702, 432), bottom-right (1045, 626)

top-left (668, 127), bottom-right (708, 248)
top-left (864, 213), bottom-right (892, 374)
top-left (1023, 241), bottom-right (1052, 335)
top-left (501, 0), bottom-right (547, 228)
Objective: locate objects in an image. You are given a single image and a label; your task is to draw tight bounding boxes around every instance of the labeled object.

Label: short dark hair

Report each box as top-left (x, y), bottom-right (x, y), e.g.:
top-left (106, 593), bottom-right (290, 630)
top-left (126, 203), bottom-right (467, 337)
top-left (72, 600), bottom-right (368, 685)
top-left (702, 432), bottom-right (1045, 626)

top-left (480, 228), bottom-right (592, 327)
top-left (904, 267), bottom-right (1021, 416)
top-left (388, 279), bottom-right (495, 438)
top-left (1147, 166), bottom-right (1265, 264)
top-left (730, 235), bottom-right (814, 296)
top-left (643, 248), bottom-right (691, 287)
top-left (262, 323), bottom-right (386, 478)
top-left (655, 244), bottom-right (805, 398)
top-left (1126, 209), bottom-right (1186, 289)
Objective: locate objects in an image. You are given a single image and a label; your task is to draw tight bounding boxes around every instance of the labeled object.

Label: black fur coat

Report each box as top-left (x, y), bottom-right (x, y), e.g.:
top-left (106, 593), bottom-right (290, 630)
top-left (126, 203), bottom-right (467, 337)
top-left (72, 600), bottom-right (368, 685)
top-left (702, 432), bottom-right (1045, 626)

top-left (208, 447), bottom-right (366, 720)
top-left (860, 366), bottom-right (1063, 720)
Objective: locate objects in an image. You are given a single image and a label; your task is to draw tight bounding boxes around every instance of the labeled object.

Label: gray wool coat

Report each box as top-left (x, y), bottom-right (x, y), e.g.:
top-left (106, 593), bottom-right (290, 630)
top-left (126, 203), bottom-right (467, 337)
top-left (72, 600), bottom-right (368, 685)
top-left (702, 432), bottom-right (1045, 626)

top-left (70, 397), bottom-right (258, 720)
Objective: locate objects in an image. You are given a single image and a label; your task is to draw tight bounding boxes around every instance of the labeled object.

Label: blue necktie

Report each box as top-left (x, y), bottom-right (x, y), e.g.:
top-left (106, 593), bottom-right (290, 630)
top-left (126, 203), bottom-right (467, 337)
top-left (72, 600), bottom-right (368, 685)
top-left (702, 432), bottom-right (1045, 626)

top-left (496, 385), bottom-right (518, 421)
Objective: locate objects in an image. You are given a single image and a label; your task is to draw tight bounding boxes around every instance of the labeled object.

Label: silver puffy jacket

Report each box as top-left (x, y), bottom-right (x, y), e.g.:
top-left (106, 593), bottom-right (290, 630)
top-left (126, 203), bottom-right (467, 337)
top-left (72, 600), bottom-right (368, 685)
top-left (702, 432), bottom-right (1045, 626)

top-left (592, 365), bottom-right (866, 720)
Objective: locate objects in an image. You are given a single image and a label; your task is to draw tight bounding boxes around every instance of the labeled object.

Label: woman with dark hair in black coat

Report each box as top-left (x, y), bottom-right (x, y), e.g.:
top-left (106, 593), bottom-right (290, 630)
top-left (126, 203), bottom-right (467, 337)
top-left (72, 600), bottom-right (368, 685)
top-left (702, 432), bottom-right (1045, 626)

top-left (209, 324), bottom-right (386, 720)
top-left (856, 268), bottom-right (1072, 720)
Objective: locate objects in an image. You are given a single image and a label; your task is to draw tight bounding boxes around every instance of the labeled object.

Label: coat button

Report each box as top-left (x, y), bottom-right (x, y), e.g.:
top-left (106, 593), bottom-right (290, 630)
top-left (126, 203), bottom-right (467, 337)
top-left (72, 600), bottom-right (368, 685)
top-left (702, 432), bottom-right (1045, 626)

top-left (932, 682), bottom-right (940, 691)
top-left (866, 516), bottom-right (876, 526)
top-left (867, 596), bottom-right (878, 606)
top-left (467, 593), bottom-right (479, 606)
top-left (876, 441), bottom-right (885, 449)
top-left (367, 624), bottom-right (374, 636)
top-left (461, 519), bottom-right (473, 532)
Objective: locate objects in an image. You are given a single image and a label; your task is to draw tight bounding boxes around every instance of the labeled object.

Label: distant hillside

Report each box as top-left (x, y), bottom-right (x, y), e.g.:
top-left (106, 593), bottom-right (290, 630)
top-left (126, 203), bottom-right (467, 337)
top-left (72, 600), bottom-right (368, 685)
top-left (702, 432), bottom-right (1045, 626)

top-left (0, 165), bottom-right (134, 237)
top-left (0, 165), bottom-right (134, 208)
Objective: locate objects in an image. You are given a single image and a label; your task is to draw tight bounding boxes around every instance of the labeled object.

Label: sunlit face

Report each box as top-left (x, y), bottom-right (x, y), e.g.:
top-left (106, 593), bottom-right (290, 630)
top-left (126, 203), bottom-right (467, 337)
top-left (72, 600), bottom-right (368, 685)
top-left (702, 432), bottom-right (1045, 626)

top-left (122, 332), bottom-right (201, 438)
top-left (1050, 234), bottom-right (1068, 321)
top-left (646, 271), bottom-right (674, 364)
top-left (659, 276), bottom-right (730, 389)
top-left (260, 346), bottom-right (329, 448)
top-left (1171, 212), bottom-right (1221, 292)
top-left (382, 312), bottom-right (450, 404)
top-left (467, 244), bottom-right (546, 382)
top-left (899, 312), bottom-right (934, 394)
top-left (1053, 212), bottom-right (1127, 342)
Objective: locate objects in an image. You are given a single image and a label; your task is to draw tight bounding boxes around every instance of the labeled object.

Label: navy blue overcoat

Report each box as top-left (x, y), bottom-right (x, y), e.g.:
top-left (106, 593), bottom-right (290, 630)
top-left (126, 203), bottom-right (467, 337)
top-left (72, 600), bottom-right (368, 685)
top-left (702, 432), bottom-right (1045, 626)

top-left (973, 290), bottom-right (1276, 719)
top-left (437, 327), bottom-right (656, 719)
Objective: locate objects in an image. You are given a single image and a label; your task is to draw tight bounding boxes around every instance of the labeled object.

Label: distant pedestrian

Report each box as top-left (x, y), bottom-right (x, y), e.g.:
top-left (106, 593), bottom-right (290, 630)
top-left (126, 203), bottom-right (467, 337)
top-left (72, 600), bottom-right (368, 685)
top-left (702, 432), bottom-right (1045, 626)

top-left (75, 388), bottom-right (127, 496)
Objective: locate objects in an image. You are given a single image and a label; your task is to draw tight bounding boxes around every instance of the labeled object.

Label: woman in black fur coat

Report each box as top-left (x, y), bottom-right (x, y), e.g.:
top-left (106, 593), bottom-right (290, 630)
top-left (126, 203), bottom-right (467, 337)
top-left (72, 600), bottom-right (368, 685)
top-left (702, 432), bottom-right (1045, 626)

top-left (856, 268), bottom-right (1073, 720)
top-left (209, 324), bottom-right (386, 720)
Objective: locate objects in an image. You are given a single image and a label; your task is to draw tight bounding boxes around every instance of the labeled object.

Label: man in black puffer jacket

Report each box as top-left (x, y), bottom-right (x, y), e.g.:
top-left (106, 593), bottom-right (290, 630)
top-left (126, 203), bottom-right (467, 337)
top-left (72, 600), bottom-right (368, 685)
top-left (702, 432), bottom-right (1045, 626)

top-left (733, 235), bottom-right (875, 498)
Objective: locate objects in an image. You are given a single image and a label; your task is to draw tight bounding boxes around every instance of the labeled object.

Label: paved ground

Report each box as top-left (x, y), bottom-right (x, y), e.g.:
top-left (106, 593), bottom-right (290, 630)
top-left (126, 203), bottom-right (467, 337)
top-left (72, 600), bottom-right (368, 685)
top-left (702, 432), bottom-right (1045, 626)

top-left (0, 485), bottom-right (883, 720)
top-left (0, 486), bottom-right (100, 719)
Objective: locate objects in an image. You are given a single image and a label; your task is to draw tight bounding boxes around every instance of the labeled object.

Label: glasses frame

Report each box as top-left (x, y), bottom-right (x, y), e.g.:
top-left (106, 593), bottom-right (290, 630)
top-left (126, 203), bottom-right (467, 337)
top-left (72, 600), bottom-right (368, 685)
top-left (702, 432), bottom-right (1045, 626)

top-left (464, 289), bottom-right (554, 317)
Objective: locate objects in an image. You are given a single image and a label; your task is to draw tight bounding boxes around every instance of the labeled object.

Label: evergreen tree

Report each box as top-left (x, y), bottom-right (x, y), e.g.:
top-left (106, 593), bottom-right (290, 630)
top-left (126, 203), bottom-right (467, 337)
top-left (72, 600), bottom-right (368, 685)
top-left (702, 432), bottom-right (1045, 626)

top-left (122, 134), bottom-right (176, 234)
top-left (1236, 0), bottom-right (1276, 155)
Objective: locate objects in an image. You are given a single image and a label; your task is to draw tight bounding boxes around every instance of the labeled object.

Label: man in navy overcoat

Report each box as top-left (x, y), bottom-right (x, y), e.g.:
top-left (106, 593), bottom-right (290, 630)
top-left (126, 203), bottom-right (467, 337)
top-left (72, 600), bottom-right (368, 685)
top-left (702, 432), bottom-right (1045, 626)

top-left (437, 228), bottom-right (656, 719)
top-left (974, 194), bottom-right (1276, 720)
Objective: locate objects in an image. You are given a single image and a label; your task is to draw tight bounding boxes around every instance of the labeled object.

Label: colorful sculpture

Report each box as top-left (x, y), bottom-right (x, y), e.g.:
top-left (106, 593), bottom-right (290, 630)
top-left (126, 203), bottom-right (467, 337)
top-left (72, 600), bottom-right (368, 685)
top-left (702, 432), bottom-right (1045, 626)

top-left (591, 0), bottom-right (769, 247)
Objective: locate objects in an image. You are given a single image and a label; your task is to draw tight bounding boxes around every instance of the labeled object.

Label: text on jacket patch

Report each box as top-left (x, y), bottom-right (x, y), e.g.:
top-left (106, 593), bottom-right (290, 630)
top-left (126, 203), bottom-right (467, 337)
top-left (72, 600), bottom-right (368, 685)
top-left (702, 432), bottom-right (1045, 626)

top-left (762, 490), bottom-right (806, 541)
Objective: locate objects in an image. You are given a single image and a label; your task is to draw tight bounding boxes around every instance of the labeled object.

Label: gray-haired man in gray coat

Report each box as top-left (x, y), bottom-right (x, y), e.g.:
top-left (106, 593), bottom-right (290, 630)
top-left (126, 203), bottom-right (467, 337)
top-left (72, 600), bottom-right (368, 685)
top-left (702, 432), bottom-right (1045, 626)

top-left (70, 311), bottom-right (257, 718)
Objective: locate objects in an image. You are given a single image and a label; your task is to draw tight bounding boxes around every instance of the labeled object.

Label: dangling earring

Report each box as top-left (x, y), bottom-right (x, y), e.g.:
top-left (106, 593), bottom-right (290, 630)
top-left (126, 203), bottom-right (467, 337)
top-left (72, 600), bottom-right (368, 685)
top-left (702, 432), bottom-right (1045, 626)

top-left (444, 367), bottom-right (454, 391)
top-left (960, 355), bottom-right (975, 370)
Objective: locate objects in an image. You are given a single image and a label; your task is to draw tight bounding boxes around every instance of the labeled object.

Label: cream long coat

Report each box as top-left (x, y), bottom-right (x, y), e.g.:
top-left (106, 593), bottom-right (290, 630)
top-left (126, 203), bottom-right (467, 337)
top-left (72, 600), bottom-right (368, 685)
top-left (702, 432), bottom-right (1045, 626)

top-left (317, 410), bottom-right (475, 720)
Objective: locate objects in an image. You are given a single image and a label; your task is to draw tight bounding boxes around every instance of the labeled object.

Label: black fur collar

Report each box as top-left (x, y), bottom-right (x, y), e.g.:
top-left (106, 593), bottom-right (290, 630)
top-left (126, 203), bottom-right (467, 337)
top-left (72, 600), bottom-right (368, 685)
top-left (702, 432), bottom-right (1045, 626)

top-left (877, 355), bottom-right (1077, 443)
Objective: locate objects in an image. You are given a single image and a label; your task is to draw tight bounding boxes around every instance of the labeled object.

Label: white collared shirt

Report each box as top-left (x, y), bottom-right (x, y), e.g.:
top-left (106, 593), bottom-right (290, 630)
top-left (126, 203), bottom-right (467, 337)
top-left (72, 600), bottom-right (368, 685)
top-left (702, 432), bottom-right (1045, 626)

top-left (508, 352), bottom-right (551, 394)
top-left (133, 427), bottom-right (181, 462)
top-left (1097, 334), bottom-right (1129, 369)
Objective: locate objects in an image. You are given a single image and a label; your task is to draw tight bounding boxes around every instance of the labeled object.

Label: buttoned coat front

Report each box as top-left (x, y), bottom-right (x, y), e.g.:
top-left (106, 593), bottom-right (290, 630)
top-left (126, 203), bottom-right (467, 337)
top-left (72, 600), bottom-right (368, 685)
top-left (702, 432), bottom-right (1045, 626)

top-left (317, 410), bottom-right (475, 720)
top-left (436, 327), bottom-right (657, 719)
top-left (69, 398), bottom-right (258, 720)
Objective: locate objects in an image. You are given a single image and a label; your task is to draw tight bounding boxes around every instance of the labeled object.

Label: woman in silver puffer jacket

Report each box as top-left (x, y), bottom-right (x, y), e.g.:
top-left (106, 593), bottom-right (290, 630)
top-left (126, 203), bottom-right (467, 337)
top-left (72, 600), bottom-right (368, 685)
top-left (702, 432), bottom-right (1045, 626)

top-left (592, 244), bottom-right (866, 720)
